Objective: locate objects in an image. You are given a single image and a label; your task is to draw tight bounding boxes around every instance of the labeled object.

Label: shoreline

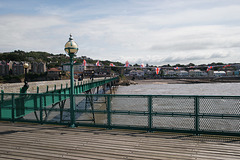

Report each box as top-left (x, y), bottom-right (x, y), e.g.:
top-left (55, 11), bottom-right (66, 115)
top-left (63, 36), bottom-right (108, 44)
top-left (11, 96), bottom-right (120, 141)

top-left (132, 78), bottom-right (240, 85)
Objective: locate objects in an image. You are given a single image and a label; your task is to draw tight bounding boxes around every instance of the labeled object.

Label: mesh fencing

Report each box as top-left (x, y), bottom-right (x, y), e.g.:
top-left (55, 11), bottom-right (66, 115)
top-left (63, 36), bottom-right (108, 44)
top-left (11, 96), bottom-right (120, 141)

top-left (0, 93), bottom-right (240, 135)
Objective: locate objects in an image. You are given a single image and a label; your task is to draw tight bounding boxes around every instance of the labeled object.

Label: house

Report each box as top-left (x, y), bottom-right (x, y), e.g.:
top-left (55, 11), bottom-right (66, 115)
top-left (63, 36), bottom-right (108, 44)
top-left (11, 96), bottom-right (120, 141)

top-left (31, 62), bottom-right (38, 73)
top-left (226, 71), bottom-right (234, 76)
top-left (47, 68), bottom-right (62, 80)
top-left (12, 62), bottom-right (24, 75)
top-left (38, 62), bottom-right (46, 73)
top-left (176, 70), bottom-right (189, 77)
top-left (62, 63), bottom-right (85, 72)
top-left (129, 70), bottom-right (144, 77)
top-left (189, 69), bottom-right (207, 77)
top-left (0, 61), bottom-right (9, 76)
top-left (31, 62), bottom-right (46, 74)
top-left (164, 70), bottom-right (176, 76)
top-left (214, 71), bottom-right (226, 77)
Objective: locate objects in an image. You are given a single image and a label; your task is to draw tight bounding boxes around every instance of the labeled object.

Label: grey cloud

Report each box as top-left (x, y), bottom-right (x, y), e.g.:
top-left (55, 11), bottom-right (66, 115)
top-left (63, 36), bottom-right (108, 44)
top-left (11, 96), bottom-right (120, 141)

top-left (150, 41), bottom-right (216, 52)
top-left (209, 53), bottom-right (229, 58)
top-left (162, 55), bottom-right (208, 63)
top-left (134, 52), bottom-right (230, 65)
top-left (162, 53), bottom-right (229, 63)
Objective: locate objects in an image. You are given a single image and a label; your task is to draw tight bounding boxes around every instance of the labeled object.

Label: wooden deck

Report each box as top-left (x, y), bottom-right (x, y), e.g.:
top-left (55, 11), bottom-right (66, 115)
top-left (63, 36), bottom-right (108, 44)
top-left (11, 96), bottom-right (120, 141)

top-left (0, 122), bottom-right (240, 160)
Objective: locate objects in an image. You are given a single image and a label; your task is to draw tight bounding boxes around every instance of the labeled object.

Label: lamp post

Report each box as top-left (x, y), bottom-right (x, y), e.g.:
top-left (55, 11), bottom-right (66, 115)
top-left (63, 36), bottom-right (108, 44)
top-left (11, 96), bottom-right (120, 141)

top-left (21, 62), bottom-right (29, 93)
top-left (64, 34), bottom-right (78, 128)
top-left (91, 70), bottom-right (94, 81)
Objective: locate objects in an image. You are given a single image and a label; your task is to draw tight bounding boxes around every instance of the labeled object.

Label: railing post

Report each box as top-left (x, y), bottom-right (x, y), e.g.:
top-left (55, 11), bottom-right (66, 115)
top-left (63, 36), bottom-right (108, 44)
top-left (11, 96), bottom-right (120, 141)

top-left (107, 95), bottom-right (111, 129)
top-left (52, 92), bottom-right (54, 104)
top-left (195, 96), bottom-right (199, 135)
top-left (148, 96), bottom-right (153, 132)
top-left (40, 95), bottom-right (43, 124)
top-left (0, 90), bottom-right (3, 120)
top-left (11, 94), bottom-right (15, 122)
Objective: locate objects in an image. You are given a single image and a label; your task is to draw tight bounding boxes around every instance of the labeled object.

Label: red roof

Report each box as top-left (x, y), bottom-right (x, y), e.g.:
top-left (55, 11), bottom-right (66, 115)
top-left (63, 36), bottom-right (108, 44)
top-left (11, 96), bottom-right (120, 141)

top-left (48, 68), bottom-right (61, 72)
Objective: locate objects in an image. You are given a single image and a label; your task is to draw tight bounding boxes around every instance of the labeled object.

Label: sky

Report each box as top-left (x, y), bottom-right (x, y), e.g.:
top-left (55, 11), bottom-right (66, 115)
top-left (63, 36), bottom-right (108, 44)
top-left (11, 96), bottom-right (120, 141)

top-left (1, 0), bottom-right (240, 66)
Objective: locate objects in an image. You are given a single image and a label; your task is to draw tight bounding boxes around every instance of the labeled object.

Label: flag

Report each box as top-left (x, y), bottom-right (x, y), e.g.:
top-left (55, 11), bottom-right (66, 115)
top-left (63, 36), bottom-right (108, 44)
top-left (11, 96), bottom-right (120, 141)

top-left (96, 60), bottom-right (101, 66)
top-left (207, 66), bottom-right (213, 72)
top-left (223, 64), bottom-right (231, 68)
top-left (124, 61), bottom-right (129, 67)
top-left (110, 63), bottom-right (115, 67)
top-left (155, 67), bottom-right (160, 74)
top-left (140, 63), bottom-right (144, 68)
top-left (83, 59), bottom-right (86, 66)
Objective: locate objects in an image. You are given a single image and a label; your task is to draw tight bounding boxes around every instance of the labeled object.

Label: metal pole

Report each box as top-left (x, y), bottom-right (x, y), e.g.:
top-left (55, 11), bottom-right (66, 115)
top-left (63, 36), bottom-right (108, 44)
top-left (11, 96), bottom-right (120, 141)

top-left (70, 54), bottom-right (76, 128)
top-left (25, 68), bottom-right (27, 83)
top-left (148, 96), bottom-right (153, 132)
top-left (195, 96), bottom-right (199, 135)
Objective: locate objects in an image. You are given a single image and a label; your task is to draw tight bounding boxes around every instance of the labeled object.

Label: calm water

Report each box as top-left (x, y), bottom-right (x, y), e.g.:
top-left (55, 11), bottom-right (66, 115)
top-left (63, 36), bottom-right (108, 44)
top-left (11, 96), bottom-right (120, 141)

top-left (115, 82), bottom-right (240, 96)
top-left (110, 82), bottom-right (240, 132)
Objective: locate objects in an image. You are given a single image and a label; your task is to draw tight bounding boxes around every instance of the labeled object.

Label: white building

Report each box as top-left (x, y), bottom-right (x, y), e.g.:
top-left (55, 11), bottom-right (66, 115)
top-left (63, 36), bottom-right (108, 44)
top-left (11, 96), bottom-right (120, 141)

top-left (164, 70), bottom-right (176, 76)
top-left (214, 71), bottom-right (226, 77)
top-left (177, 70), bottom-right (189, 77)
top-left (189, 69), bottom-right (206, 77)
top-left (129, 70), bottom-right (144, 77)
top-left (62, 63), bottom-right (85, 72)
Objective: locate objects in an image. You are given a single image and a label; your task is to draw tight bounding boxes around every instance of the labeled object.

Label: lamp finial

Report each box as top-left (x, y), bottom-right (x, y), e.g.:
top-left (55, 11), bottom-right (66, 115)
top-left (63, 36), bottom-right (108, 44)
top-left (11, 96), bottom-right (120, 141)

top-left (69, 33), bottom-right (73, 40)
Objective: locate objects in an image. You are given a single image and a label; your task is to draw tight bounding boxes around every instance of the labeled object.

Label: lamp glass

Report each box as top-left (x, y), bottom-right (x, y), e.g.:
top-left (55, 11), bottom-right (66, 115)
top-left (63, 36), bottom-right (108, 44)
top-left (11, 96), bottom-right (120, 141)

top-left (23, 63), bottom-right (29, 69)
top-left (65, 40), bottom-right (78, 55)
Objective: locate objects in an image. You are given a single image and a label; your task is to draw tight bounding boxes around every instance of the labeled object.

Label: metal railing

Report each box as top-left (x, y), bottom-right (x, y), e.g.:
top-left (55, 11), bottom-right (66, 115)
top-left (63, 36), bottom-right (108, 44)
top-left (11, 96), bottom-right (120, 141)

top-left (0, 93), bottom-right (239, 136)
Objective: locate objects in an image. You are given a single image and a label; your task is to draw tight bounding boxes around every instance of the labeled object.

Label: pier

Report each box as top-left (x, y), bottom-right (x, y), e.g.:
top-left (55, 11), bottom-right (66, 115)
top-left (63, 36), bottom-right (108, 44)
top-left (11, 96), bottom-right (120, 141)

top-left (0, 77), bottom-right (118, 125)
top-left (1, 76), bottom-right (240, 159)
top-left (0, 122), bottom-right (240, 159)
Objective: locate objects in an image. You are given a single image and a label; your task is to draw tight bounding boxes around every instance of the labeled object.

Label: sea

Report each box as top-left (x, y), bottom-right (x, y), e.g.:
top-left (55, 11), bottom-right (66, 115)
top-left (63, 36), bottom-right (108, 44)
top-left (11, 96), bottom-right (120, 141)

top-left (115, 82), bottom-right (240, 96)
top-left (109, 82), bottom-right (240, 132)
top-left (23, 81), bottom-right (240, 132)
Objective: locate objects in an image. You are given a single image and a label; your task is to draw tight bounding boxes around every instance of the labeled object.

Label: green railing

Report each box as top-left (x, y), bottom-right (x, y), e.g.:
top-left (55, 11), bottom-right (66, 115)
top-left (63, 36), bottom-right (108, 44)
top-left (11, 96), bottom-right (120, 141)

top-left (0, 77), bottom-right (118, 119)
top-left (0, 93), bottom-right (239, 136)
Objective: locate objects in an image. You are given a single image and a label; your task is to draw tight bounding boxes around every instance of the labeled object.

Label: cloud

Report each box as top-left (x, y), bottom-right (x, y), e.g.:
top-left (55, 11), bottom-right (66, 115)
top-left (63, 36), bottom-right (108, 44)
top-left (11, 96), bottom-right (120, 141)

top-left (1, 0), bottom-right (240, 66)
top-left (127, 52), bottom-right (231, 66)
top-left (0, 15), bottom-right (68, 52)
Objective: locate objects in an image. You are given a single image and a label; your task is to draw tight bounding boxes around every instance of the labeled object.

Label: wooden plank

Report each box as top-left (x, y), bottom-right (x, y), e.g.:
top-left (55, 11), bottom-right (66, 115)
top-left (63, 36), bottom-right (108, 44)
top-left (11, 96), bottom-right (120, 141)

top-left (0, 122), bottom-right (240, 160)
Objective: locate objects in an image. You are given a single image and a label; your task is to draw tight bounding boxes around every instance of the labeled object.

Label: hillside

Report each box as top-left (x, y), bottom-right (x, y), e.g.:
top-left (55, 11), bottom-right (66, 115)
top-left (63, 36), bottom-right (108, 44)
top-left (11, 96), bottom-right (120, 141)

top-left (0, 50), bottom-right (124, 68)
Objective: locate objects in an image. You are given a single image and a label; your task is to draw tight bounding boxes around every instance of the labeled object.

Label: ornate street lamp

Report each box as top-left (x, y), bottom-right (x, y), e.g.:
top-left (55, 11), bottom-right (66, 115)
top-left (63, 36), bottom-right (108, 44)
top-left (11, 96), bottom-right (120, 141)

top-left (20, 62), bottom-right (29, 93)
top-left (65, 34), bottom-right (78, 127)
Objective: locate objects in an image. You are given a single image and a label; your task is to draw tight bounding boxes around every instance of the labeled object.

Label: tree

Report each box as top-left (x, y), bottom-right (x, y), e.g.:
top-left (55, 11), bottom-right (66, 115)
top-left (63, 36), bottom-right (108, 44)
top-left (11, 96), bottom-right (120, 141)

top-left (188, 63), bottom-right (195, 66)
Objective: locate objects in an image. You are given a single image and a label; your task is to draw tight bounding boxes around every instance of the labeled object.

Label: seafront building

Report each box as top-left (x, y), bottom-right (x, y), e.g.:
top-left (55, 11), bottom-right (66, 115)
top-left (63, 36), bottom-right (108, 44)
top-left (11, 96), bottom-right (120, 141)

top-left (47, 68), bottom-right (62, 80)
top-left (0, 61), bottom-right (9, 76)
top-left (31, 62), bottom-right (46, 74)
top-left (1, 60), bottom-right (240, 78)
top-left (189, 69), bottom-right (207, 77)
top-left (176, 70), bottom-right (189, 77)
top-left (214, 71), bottom-right (226, 77)
top-left (129, 70), bottom-right (144, 77)
top-left (12, 62), bottom-right (24, 75)
top-left (0, 61), bottom-right (46, 76)
top-left (62, 63), bottom-right (85, 72)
